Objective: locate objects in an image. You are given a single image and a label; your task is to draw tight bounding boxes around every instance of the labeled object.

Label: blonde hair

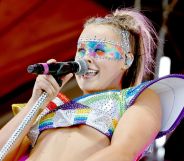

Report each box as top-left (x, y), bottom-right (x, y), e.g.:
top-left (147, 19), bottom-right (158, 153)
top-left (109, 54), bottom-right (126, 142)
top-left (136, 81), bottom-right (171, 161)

top-left (84, 8), bottom-right (158, 88)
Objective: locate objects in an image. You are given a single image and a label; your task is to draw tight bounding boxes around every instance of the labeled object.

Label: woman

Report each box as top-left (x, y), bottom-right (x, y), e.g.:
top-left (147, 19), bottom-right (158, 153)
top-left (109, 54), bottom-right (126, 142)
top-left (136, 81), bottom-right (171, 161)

top-left (0, 8), bottom-right (184, 161)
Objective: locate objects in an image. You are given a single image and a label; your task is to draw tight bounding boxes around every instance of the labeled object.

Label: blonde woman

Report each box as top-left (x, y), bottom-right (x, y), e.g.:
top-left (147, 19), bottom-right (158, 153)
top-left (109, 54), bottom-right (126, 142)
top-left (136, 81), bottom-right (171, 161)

top-left (0, 8), bottom-right (184, 161)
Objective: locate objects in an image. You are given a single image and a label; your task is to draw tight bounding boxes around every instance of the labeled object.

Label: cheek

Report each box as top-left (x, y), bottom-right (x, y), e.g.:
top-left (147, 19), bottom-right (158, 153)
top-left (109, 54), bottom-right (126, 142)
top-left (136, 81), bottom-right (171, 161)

top-left (99, 62), bottom-right (123, 78)
top-left (97, 59), bottom-right (123, 70)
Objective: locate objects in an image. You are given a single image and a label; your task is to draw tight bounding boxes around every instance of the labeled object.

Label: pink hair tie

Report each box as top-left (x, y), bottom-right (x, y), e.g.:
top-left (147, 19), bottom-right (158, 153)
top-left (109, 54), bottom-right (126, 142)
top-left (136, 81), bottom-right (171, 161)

top-left (40, 63), bottom-right (49, 74)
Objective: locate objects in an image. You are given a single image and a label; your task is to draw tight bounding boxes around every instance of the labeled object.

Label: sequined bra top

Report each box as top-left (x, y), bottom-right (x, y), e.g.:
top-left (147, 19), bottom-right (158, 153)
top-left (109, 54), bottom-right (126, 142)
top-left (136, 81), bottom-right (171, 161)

top-left (28, 74), bottom-right (184, 151)
top-left (28, 82), bottom-right (147, 146)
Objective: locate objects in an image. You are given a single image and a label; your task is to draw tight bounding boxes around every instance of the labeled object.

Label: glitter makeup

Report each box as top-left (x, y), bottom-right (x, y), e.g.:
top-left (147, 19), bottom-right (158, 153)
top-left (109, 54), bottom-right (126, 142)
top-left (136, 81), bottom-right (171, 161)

top-left (76, 40), bottom-right (125, 61)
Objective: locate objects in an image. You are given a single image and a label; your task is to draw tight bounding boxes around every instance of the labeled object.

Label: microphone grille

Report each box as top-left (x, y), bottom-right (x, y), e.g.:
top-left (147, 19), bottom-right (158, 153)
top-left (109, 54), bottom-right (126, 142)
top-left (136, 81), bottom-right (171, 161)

top-left (75, 59), bottom-right (88, 75)
top-left (27, 65), bottom-right (35, 73)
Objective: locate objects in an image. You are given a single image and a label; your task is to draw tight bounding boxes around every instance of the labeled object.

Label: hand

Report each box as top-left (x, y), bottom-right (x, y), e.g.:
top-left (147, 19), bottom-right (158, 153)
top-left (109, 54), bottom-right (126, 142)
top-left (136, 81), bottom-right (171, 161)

top-left (30, 59), bottom-right (73, 105)
top-left (47, 59), bottom-right (74, 88)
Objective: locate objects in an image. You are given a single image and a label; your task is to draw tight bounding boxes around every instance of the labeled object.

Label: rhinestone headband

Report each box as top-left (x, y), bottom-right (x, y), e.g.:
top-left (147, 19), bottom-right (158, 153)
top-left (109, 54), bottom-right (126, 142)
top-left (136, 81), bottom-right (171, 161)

top-left (84, 17), bottom-right (131, 55)
top-left (78, 37), bottom-right (122, 47)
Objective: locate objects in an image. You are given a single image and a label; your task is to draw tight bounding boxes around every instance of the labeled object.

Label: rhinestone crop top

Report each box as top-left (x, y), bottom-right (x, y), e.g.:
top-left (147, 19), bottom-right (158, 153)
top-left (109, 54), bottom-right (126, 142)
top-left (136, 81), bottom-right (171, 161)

top-left (28, 74), bottom-right (184, 156)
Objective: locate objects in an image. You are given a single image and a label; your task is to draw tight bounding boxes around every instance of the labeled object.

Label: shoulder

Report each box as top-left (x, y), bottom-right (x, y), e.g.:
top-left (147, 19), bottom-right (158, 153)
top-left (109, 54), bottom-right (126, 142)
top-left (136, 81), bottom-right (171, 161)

top-left (112, 74), bottom-right (184, 158)
top-left (122, 74), bottom-right (184, 138)
top-left (123, 79), bottom-right (162, 122)
top-left (133, 88), bottom-right (161, 111)
top-left (112, 88), bottom-right (162, 160)
top-left (132, 88), bottom-right (162, 125)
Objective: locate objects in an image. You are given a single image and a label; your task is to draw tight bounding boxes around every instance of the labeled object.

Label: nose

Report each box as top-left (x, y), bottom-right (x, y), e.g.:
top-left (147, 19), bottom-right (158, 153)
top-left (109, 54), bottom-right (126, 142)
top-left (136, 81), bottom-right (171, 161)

top-left (83, 55), bottom-right (93, 64)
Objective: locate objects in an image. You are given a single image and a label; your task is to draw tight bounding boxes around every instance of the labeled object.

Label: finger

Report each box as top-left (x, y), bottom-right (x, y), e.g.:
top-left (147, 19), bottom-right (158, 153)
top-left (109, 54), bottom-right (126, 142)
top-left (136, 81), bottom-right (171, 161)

top-left (47, 59), bottom-right (57, 64)
top-left (61, 73), bottom-right (73, 87)
top-left (36, 75), bottom-right (56, 97)
top-left (45, 75), bottom-right (60, 92)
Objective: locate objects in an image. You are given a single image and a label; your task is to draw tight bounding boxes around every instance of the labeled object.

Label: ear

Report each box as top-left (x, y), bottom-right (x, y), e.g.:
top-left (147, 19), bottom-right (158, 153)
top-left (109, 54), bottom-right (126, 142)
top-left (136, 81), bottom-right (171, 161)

top-left (122, 52), bottom-right (134, 69)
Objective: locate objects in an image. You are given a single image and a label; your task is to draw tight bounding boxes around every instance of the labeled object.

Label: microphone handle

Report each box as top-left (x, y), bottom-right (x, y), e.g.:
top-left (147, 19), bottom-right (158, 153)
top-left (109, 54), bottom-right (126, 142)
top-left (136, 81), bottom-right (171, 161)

top-left (53, 75), bottom-right (63, 86)
top-left (27, 62), bottom-right (79, 86)
top-left (50, 62), bottom-right (77, 86)
top-left (28, 62), bottom-right (79, 75)
top-left (0, 92), bottom-right (48, 160)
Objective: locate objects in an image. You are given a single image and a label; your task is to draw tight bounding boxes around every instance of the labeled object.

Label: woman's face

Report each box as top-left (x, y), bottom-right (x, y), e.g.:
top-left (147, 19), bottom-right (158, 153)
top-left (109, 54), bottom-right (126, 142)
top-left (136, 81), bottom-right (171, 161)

top-left (75, 24), bottom-right (127, 94)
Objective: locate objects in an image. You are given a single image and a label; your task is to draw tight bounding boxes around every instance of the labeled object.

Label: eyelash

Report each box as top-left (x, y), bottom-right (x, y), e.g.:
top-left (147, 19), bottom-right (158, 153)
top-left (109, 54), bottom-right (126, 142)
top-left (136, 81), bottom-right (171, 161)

top-left (78, 48), bottom-right (86, 53)
top-left (94, 48), bottom-right (105, 53)
top-left (78, 48), bottom-right (104, 53)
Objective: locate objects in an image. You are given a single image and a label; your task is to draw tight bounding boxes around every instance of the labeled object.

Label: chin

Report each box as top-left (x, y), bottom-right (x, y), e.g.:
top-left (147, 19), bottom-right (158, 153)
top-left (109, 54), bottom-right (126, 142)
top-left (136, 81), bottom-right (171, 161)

top-left (79, 84), bottom-right (99, 94)
top-left (81, 85), bottom-right (110, 94)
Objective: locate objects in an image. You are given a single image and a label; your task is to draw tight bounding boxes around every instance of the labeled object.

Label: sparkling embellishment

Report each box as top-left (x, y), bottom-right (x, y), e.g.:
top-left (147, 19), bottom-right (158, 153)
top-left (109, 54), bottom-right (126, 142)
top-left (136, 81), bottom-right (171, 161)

top-left (28, 82), bottom-right (150, 146)
top-left (76, 40), bottom-right (124, 61)
top-left (53, 109), bottom-right (75, 127)
top-left (78, 30), bottom-right (130, 56)
top-left (0, 92), bottom-right (48, 160)
top-left (78, 37), bottom-right (122, 47)
top-left (121, 30), bottom-right (130, 55)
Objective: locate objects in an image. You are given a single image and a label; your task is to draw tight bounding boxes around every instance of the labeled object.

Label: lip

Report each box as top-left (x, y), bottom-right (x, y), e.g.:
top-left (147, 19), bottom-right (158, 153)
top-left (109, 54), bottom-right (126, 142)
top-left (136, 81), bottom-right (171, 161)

top-left (82, 74), bottom-right (95, 79)
top-left (82, 68), bottom-right (99, 79)
top-left (88, 67), bottom-right (99, 71)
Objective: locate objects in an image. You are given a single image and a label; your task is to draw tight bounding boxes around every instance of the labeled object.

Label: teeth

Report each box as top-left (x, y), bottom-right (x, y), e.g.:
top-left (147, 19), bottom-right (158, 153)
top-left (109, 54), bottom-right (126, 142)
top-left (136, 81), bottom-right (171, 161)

top-left (85, 69), bottom-right (98, 76)
top-left (87, 70), bottom-right (97, 74)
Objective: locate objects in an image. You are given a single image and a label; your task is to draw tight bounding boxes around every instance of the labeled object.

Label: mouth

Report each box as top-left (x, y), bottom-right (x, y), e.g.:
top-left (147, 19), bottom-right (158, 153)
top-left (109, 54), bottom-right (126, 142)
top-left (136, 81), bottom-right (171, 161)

top-left (82, 69), bottom-right (99, 79)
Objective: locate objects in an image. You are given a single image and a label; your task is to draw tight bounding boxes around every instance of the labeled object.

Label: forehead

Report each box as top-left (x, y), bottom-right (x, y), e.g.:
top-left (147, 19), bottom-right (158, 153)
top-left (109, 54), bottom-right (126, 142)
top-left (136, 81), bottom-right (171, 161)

top-left (79, 24), bottom-right (122, 44)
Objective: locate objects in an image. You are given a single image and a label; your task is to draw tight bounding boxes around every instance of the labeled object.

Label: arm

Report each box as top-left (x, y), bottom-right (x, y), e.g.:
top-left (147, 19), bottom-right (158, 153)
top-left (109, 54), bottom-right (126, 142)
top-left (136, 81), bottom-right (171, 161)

top-left (0, 98), bottom-right (42, 161)
top-left (0, 75), bottom-right (60, 161)
top-left (84, 88), bottom-right (162, 161)
top-left (0, 59), bottom-right (73, 160)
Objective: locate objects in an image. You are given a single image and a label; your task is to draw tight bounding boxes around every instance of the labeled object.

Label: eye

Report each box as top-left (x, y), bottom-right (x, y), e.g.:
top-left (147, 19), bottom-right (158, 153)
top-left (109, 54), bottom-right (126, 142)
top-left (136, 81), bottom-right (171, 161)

top-left (78, 48), bottom-right (86, 53)
top-left (95, 48), bottom-right (104, 52)
top-left (94, 48), bottom-right (105, 56)
top-left (76, 48), bottom-right (86, 58)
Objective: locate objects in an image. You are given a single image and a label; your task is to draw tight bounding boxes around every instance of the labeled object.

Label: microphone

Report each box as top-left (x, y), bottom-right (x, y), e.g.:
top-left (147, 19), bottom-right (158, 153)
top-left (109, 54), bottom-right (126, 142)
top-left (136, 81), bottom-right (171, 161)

top-left (27, 59), bottom-right (88, 85)
top-left (27, 59), bottom-right (88, 76)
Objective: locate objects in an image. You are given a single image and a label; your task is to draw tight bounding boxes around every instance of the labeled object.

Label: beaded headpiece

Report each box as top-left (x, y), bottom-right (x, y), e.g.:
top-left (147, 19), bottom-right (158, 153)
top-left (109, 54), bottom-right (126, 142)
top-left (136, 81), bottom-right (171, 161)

top-left (82, 17), bottom-right (131, 55)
